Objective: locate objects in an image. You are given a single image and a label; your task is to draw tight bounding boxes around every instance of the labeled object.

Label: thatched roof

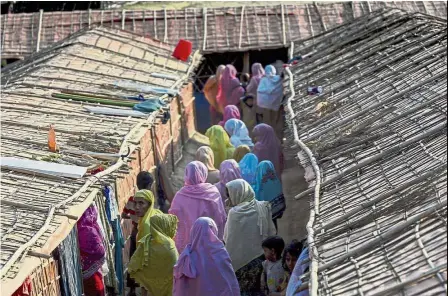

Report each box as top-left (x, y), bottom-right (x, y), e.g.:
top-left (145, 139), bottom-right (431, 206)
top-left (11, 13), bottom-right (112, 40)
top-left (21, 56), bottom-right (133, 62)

top-left (1, 2), bottom-right (447, 59)
top-left (284, 8), bottom-right (447, 296)
top-left (0, 27), bottom-right (201, 295)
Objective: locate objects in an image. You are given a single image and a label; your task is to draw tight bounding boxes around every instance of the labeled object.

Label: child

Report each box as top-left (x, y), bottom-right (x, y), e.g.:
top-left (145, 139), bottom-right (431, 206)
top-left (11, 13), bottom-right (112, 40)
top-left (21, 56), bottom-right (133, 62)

top-left (273, 240), bottom-right (304, 295)
top-left (261, 236), bottom-right (286, 295)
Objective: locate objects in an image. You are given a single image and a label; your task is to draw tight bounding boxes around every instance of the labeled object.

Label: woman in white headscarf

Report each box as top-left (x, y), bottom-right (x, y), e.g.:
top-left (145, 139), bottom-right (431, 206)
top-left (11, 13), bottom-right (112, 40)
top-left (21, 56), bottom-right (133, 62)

top-left (256, 65), bottom-right (285, 141)
top-left (224, 119), bottom-right (254, 149)
top-left (224, 179), bottom-right (276, 296)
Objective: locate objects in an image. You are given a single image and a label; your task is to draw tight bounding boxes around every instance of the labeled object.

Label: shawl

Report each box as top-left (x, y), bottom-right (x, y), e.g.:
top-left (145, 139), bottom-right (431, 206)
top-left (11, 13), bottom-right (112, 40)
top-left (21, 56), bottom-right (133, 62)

top-left (219, 105), bottom-right (241, 127)
top-left (224, 179), bottom-right (276, 271)
top-left (214, 160), bottom-right (242, 207)
top-left (253, 160), bottom-right (283, 202)
top-left (205, 125), bottom-right (235, 168)
top-left (169, 161), bottom-right (227, 253)
top-left (246, 63), bottom-right (265, 97)
top-left (233, 145), bottom-right (251, 163)
top-left (195, 146), bottom-right (220, 184)
top-left (257, 65), bottom-right (284, 111)
top-left (286, 247), bottom-right (310, 296)
top-left (135, 189), bottom-right (163, 243)
top-left (216, 64), bottom-right (245, 109)
top-left (173, 217), bottom-right (240, 296)
top-left (203, 65), bottom-right (226, 114)
top-left (128, 214), bottom-right (179, 296)
top-left (239, 153), bottom-right (259, 186)
top-left (224, 119), bottom-right (254, 149)
top-left (76, 205), bottom-right (106, 279)
top-left (253, 123), bottom-right (283, 176)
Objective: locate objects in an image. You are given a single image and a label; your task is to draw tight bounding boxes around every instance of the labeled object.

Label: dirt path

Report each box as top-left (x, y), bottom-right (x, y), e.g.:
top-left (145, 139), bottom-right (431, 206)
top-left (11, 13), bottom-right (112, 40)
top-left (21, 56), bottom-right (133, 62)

top-left (277, 138), bottom-right (310, 244)
top-left (170, 132), bottom-right (210, 192)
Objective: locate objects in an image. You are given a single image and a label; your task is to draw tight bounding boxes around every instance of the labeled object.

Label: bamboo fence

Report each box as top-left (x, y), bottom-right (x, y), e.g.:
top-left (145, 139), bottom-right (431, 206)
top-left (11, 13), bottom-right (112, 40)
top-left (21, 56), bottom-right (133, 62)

top-left (0, 26), bottom-right (201, 294)
top-left (0, 2), bottom-right (447, 60)
top-left (284, 9), bottom-right (447, 296)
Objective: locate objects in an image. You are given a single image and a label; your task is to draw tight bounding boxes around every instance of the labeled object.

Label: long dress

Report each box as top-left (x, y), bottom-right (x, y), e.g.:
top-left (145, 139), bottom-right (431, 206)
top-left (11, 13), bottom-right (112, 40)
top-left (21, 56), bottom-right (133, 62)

top-left (224, 179), bottom-right (276, 295)
top-left (203, 65), bottom-right (226, 124)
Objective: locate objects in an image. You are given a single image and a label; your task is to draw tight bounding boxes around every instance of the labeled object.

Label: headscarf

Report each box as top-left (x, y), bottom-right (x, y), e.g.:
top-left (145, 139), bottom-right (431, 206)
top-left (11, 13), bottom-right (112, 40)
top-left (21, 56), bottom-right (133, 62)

top-left (257, 65), bottom-right (284, 111)
top-left (224, 119), bottom-right (254, 149)
top-left (77, 205), bottom-right (106, 279)
top-left (286, 247), bottom-right (310, 296)
top-left (135, 189), bottom-right (163, 243)
top-left (214, 160), bottom-right (242, 207)
top-left (253, 123), bottom-right (283, 176)
top-left (203, 65), bottom-right (226, 113)
top-left (195, 146), bottom-right (220, 184)
top-left (253, 160), bottom-right (283, 202)
top-left (233, 145), bottom-right (251, 163)
top-left (224, 179), bottom-right (276, 271)
top-left (216, 65), bottom-right (245, 109)
top-left (246, 63), bottom-right (265, 96)
top-left (239, 153), bottom-right (259, 186)
top-left (128, 214), bottom-right (179, 295)
top-left (219, 105), bottom-right (241, 127)
top-left (173, 217), bottom-right (240, 296)
top-left (169, 161), bottom-right (227, 253)
top-left (205, 125), bottom-right (235, 168)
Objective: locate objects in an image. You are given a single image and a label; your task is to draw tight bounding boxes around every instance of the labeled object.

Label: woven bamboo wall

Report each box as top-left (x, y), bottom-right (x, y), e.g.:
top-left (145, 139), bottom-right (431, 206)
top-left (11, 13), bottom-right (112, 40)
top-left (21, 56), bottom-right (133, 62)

top-left (1, 2), bottom-right (447, 59)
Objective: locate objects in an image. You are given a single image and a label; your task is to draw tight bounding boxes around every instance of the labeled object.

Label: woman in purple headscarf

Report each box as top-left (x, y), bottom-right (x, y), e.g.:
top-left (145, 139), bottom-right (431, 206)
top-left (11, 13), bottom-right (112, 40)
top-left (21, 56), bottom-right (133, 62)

top-left (216, 65), bottom-right (245, 111)
top-left (214, 159), bottom-right (242, 208)
top-left (253, 124), bottom-right (283, 177)
top-left (169, 161), bottom-right (227, 254)
top-left (173, 217), bottom-right (240, 296)
top-left (219, 105), bottom-right (241, 127)
top-left (242, 63), bottom-right (265, 136)
top-left (77, 205), bottom-right (106, 296)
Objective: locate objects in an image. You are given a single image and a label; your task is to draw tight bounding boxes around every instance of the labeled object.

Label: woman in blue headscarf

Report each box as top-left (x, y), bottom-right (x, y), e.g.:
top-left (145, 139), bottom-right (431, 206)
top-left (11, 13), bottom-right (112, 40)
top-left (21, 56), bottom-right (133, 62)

top-left (253, 160), bottom-right (286, 231)
top-left (239, 153), bottom-right (259, 187)
top-left (256, 65), bottom-right (285, 141)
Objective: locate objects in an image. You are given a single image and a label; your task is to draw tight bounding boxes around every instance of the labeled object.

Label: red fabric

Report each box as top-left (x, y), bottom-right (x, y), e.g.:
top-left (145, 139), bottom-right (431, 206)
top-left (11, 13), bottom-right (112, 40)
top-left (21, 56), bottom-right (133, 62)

top-left (12, 277), bottom-right (32, 296)
top-left (173, 39), bottom-right (192, 61)
top-left (123, 196), bottom-right (138, 227)
top-left (83, 271), bottom-right (105, 296)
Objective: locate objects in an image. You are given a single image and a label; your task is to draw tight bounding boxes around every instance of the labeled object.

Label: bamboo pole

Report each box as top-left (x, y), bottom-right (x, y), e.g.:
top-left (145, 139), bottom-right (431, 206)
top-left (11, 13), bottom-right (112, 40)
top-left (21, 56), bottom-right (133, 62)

top-left (238, 6), bottom-right (246, 49)
top-left (202, 7), bottom-right (208, 51)
top-left (36, 9), bottom-right (43, 52)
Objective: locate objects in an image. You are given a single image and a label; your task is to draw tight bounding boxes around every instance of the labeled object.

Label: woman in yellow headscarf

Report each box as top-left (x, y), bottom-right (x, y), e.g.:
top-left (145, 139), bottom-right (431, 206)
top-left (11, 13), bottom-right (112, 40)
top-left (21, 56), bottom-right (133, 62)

top-left (205, 125), bottom-right (235, 168)
top-left (128, 212), bottom-right (179, 296)
top-left (129, 190), bottom-right (177, 296)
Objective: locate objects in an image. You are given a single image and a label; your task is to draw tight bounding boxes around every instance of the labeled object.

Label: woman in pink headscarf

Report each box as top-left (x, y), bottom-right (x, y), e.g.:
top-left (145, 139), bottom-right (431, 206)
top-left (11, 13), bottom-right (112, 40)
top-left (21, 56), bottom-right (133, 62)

top-left (253, 124), bottom-right (283, 177)
top-left (77, 205), bottom-right (106, 296)
top-left (219, 105), bottom-right (241, 127)
top-left (216, 65), bottom-right (244, 111)
top-left (169, 161), bottom-right (227, 254)
top-left (173, 217), bottom-right (240, 296)
top-left (246, 63), bottom-right (265, 97)
top-left (214, 159), bottom-right (242, 208)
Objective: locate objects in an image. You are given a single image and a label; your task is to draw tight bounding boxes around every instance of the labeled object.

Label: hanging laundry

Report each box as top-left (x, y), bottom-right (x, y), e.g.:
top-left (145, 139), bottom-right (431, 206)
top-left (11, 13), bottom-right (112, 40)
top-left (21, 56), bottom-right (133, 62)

top-left (11, 277), bottom-right (32, 296)
top-left (133, 98), bottom-right (166, 113)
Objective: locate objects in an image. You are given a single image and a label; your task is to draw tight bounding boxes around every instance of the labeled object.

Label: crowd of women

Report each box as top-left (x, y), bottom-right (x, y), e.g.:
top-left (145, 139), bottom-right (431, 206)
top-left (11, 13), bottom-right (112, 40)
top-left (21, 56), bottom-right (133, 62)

top-left (77, 63), bottom-right (311, 296)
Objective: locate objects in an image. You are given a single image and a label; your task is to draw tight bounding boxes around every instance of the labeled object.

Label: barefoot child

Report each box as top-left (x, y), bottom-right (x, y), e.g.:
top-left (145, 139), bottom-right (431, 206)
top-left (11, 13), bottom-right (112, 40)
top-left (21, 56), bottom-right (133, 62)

top-left (261, 236), bottom-right (286, 295)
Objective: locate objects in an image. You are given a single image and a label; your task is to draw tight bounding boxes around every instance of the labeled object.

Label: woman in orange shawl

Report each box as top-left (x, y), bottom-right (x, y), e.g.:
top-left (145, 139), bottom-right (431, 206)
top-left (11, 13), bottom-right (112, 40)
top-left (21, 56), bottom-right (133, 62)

top-left (203, 65), bottom-right (226, 125)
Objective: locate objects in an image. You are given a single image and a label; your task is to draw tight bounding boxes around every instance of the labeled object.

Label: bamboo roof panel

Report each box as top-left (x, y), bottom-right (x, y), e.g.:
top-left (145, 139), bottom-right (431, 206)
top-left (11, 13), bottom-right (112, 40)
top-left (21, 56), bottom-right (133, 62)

top-left (0, 26), bottom-right (201, 289)
top-left (284, 9), bottom-right (447, 295)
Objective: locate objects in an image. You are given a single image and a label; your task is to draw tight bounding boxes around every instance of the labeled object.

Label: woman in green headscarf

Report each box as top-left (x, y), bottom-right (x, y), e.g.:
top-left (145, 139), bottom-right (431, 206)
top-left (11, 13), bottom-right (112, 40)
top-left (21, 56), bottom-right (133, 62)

top-left (205, 125), bottom-right (235, 168)
top-left (129, 190), bottom-right (178, 296)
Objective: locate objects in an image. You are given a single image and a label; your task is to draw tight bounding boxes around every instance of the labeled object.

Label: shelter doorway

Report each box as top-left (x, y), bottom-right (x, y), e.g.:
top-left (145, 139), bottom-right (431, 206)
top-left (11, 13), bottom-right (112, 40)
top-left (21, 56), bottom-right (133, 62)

top-left (193, 47), bottom-right (288, 133)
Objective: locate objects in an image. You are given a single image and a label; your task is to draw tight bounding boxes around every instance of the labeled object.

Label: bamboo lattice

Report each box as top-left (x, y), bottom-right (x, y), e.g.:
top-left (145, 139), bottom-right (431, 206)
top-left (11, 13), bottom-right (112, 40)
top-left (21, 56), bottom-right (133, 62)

top-left (284, 9), bottom-right (447, 296)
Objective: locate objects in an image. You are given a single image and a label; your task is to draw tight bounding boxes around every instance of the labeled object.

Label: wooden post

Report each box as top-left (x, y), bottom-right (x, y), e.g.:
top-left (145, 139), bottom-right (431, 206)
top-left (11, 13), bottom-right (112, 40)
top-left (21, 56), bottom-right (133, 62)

top-left (243, 52), bottom-right (250, 75)
top-left (202, 7), bottom-right (207, 51)
top-left (36, 9), bottom-right (43, 52)
top-left (121, 10), bottom-right (126, 30)
top-left (88, 9), bottom-right (92, 28)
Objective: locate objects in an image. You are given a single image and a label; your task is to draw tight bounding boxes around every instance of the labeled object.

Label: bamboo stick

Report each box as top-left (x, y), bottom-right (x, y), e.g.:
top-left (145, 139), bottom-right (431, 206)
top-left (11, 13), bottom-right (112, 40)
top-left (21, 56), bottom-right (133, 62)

top-left (51, 93), bottom-right (137, 108)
